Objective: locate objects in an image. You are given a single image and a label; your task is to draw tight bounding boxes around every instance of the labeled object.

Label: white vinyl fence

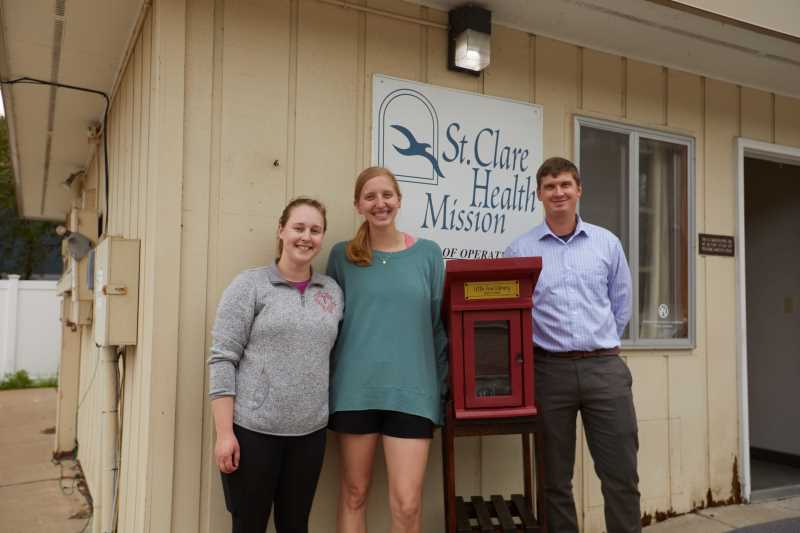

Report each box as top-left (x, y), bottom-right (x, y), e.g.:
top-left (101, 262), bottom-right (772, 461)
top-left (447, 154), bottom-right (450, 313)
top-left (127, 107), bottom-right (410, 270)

top-left (0, 276), bottom-right (62, 379)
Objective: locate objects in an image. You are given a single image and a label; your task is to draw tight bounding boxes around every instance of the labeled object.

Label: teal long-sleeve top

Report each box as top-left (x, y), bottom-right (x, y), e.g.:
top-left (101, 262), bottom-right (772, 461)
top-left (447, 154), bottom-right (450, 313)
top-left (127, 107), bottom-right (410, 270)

top-left (326, 238), bottom-right (449, 425)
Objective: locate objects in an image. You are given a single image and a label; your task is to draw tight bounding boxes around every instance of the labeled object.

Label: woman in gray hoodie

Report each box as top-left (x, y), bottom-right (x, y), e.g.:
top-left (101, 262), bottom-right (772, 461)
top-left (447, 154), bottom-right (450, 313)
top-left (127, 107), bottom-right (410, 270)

top-left (208, 198), bottom-right (343, 533)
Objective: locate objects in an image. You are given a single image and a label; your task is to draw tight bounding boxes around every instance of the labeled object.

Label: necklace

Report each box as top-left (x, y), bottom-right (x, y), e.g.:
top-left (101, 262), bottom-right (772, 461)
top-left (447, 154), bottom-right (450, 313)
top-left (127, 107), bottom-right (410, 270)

top-left (373, 232), bottom-right (406, 265)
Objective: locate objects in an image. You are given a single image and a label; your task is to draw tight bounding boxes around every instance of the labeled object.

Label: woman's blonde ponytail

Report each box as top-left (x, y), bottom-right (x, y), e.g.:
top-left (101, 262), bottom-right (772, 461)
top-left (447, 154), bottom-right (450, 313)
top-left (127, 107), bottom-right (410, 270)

top-left (346, 221), bottom-right (372, 266)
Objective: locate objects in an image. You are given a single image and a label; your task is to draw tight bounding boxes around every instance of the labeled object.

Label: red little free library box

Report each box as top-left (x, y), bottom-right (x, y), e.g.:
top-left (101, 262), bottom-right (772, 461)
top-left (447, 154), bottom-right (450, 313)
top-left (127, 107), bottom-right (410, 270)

top-left (443, 257), bottom-right (542, 420)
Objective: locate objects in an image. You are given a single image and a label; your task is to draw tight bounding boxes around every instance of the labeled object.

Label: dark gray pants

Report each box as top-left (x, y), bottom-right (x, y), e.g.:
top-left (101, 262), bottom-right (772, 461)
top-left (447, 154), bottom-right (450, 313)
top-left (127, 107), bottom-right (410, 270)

top-left (536, 354), bottom-right (641, 533)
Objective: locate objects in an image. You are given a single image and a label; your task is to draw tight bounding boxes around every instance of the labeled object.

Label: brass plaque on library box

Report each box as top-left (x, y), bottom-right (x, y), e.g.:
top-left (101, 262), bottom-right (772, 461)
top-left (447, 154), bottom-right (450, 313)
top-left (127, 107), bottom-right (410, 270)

top-left (464, 280), bottom-right (520, 300)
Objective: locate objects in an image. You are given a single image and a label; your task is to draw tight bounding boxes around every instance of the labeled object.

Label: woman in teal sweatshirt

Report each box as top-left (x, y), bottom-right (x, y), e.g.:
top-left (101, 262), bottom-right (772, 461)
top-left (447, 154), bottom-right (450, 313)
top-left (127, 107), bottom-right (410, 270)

top-left (326, 166), bottom-right (448, 533)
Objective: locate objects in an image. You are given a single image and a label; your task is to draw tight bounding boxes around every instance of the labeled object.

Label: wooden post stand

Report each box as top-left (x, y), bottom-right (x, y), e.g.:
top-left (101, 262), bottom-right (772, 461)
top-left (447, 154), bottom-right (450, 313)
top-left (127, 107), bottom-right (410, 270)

top-left (442, 401), bottom-right (547, 533)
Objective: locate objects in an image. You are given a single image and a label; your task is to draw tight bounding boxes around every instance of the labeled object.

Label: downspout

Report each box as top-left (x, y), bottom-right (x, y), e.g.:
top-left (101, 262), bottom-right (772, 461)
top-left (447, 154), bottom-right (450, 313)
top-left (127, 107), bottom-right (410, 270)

top-left (100, 346), bottom-right (120, 533)
top-left (95, 3), bottom-right (152, 531)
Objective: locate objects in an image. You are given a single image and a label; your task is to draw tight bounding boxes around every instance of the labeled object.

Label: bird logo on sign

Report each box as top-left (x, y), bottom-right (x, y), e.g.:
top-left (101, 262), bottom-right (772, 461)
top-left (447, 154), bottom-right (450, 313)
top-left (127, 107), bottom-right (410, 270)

top-left (390, 124), bottom-right (445, 179)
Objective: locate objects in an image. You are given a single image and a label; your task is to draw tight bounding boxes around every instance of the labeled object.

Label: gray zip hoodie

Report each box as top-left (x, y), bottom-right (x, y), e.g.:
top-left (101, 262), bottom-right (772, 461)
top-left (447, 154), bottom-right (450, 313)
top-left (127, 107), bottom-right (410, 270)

top-left (208, 264), bottom-right (343, 436)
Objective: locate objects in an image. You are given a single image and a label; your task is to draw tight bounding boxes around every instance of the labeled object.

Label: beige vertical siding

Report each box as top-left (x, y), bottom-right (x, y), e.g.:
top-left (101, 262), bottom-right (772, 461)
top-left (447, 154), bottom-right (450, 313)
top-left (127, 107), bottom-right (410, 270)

top-left (188, 4), bottom-right (800, 532)
top-left (704, 79), bottom-right (740, 504)
top-left (664, 66), bottom-right (710, 517)
top-left (75, 3), bottom-right (187, 531)
top-left (75, 11), bottom-right (155, 533)
top-left (582, 49), bottom-right (625, 118)
top-left (173, 0), bottom-right (216, 531)
top-left (184, 3), bottom-right (800, 532)
top-left (775, 96), bottom-right (800, 146)
top-left (121, 17), bottom-right (152, 533)
top-left (628, 61), bottom-right (667, 126)
top-left (622, 55), bottom-right (673, 523)
top-left (663, 68), bottom-right (710, 511)
top-left (740, 88), bottom-right (773, 142)
top-left (66, 1), bottom-right (800, 532)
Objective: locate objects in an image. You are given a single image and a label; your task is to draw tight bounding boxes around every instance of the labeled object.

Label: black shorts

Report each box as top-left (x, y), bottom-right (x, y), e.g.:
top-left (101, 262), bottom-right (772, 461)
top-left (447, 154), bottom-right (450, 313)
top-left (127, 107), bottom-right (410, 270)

top-left (329, 410), bottom-right (434, 439)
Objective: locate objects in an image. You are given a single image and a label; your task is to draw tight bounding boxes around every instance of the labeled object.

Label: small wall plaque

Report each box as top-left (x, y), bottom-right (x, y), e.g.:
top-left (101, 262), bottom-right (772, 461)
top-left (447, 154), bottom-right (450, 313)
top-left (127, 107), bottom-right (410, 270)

top-left (699, 233), bottom-right (735, 257)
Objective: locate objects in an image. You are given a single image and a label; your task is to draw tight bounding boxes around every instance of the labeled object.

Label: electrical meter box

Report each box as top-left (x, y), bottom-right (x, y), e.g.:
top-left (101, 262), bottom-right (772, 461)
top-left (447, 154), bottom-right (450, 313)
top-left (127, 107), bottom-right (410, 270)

top-left (69, 208), bottom-right (98, 302)
top-left (94, 237), bottom-right (140, 346)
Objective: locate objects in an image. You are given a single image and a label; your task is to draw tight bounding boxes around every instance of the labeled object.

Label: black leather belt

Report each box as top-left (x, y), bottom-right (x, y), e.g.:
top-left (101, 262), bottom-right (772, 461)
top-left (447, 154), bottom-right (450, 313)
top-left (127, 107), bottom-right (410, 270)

top-left (534, 346), bottom-right (620, 358)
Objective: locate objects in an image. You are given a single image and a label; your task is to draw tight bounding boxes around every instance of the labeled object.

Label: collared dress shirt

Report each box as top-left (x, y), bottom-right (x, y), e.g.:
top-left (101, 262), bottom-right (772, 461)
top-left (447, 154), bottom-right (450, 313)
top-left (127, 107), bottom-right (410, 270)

top-left (504, 217), bottom-right (632, 352)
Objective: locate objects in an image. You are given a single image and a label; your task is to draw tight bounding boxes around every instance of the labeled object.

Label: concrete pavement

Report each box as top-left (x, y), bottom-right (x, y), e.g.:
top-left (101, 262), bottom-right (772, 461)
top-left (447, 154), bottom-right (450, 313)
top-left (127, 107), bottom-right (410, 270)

top-left (0, 388), bottom-right (90, 533)
top-left (643, 495), bottom-right (800, 532)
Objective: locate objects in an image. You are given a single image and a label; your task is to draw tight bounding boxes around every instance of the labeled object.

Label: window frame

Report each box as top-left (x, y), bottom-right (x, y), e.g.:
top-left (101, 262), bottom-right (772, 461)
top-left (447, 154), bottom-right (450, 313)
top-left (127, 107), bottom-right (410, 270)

top-left (574, 116), bottom-right (696, 350)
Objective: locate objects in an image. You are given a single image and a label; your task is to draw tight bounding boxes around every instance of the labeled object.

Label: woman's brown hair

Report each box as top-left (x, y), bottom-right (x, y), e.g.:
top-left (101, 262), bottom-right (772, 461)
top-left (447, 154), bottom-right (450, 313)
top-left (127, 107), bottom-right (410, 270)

top-left (346, 166), bottom-right (401, 266)
top-left (275, 197), bottom-right (328, 260)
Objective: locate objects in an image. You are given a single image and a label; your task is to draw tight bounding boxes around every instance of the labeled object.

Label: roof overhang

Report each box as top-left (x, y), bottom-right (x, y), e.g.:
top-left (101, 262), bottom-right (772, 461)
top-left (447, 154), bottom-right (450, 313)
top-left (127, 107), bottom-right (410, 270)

top-left (0, 0), bottom-right (146, 221)
top-left (668, 0), bottom-right (800, 40)
top-left (413, 0), bottom-right (800, 98)
top-left (2, 0), bottom-right (799, 220)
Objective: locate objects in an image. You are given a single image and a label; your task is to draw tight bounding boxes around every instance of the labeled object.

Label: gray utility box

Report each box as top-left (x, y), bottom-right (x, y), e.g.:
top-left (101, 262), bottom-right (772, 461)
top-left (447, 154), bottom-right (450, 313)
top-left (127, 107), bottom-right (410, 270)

top-left (93, 237), bottom-right (140, 347)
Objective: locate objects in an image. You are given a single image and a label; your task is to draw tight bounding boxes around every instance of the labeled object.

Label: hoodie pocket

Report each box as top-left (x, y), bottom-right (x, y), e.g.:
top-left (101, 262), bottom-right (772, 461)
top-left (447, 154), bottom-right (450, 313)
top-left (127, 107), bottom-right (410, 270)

top-left (240, 359), bottom-right (268, 410)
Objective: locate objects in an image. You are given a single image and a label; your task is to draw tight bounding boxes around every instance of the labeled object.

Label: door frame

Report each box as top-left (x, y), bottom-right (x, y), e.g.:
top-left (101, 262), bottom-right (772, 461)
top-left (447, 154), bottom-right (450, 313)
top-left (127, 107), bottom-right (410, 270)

top-left (735, 137), bottom-right (800, 501)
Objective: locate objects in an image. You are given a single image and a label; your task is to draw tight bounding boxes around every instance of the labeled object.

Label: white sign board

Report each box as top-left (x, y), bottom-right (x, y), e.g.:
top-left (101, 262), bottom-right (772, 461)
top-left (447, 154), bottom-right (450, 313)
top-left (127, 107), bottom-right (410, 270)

top-left (372, 75), bottom-right (543, 259)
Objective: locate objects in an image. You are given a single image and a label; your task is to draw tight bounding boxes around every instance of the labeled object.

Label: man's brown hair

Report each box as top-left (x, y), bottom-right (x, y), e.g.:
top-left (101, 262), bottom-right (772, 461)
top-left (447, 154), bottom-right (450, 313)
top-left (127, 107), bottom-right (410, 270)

top-left (536, 157), bottom-right (581, 189)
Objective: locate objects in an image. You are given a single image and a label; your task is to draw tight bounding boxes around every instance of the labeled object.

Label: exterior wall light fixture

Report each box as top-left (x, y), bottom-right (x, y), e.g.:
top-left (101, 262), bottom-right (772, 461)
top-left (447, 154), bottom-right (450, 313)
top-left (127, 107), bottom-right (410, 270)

top-left (448, 5), bottom-right (492, 76)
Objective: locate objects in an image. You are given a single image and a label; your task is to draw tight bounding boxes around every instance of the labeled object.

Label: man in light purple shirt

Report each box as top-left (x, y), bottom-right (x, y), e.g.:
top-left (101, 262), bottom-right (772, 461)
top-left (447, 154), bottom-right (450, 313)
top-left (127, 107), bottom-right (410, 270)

top-left (505, 157), bottom-right (641, 533)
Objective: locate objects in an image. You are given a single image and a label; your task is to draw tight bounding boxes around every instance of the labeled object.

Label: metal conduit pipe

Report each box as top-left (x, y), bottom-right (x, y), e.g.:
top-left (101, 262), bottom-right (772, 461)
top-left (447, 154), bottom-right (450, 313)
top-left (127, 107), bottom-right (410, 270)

top-left (99, 346), bottom-right (120, 533)
top-left (87, 6), bottom-right (153, 524)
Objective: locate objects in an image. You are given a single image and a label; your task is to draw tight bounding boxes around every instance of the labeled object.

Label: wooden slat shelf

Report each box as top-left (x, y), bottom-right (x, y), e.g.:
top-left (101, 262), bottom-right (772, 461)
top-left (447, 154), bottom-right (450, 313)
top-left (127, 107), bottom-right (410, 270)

top-left (453, 494), bottom-right (543, 533)
top-left (442, 401), bottom-right (547, 533)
